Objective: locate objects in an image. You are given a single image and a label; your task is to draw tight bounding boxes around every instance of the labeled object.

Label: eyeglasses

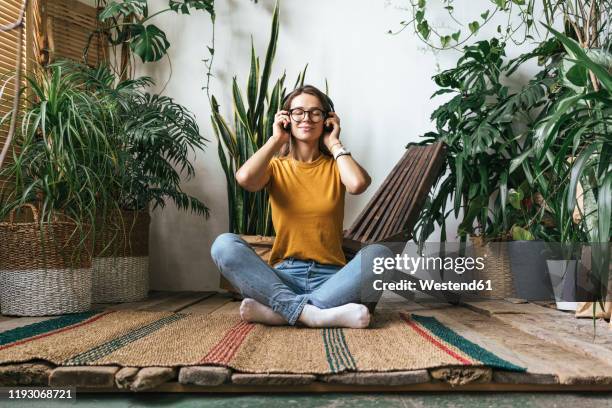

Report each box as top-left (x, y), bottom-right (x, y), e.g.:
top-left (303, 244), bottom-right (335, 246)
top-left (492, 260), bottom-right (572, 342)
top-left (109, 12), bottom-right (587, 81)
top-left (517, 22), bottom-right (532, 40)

top-left (289, 108), bottom-right (327, 123)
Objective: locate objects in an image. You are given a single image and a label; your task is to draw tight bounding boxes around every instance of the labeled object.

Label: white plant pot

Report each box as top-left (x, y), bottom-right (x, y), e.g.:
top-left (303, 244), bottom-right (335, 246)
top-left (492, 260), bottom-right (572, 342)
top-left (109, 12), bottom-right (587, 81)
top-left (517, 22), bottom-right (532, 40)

top-left (546, 259), bottom-right (578, 311)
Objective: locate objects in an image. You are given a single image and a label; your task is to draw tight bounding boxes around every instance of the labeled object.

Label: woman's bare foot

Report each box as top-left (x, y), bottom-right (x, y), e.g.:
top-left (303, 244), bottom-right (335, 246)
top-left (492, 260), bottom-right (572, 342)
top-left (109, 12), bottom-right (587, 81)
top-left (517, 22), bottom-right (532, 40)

top-left (239, 298), bottom-right (287, 325)
top-left (298, 303), bottom-right (370, 328)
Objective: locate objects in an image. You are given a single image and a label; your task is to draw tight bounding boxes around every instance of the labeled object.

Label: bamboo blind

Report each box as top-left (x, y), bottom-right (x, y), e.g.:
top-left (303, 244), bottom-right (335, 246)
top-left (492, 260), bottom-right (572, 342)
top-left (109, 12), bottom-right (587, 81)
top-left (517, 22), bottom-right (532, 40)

top-left (1, 0), bottom-right (105, 196)
top-left (0, 0), bottom-right (28, 195)
top-left (45, 0), bottom-right (105, 66)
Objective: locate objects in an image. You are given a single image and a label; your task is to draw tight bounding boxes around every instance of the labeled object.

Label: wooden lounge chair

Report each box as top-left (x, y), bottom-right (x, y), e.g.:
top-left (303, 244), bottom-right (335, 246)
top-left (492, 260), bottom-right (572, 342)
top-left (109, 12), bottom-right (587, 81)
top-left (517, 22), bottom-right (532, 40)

top-left (220, 142), bottom-right (447, 291)
top-left (342, 142), bottom-right (447, 258)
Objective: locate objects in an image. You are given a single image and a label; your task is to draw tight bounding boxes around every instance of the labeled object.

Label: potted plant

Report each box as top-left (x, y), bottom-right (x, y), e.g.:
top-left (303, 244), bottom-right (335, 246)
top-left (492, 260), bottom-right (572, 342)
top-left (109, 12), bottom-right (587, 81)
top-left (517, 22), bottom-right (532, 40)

top-left (414, 38), bottom-right (546, 299)
top-left (68, 61), bottom-right (210, 303)
top-left (405, 0), bottom-right (610, 317)
top-left (0, 63), bottom-right (120, 315)
top-left (517, 28), bottom-right (612, 312)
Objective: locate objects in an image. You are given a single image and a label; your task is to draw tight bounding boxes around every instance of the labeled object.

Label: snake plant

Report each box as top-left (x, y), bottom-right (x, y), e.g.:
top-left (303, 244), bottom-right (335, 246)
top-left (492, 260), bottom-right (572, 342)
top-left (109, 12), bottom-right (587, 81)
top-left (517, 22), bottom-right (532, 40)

top-left (210, 1), bottom-right (309, 235)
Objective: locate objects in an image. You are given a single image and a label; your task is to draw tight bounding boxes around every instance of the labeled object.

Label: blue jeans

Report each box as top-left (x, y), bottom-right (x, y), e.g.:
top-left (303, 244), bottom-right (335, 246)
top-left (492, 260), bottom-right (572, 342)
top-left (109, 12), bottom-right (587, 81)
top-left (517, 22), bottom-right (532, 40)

top-left (210, 233), bottom-right (393, 325)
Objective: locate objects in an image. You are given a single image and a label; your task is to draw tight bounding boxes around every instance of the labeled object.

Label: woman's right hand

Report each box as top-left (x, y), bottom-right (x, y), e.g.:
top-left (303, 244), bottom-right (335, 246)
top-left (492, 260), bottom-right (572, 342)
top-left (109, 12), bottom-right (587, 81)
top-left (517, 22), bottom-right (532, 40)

top-left (272, 110), bottom-right (290, 145)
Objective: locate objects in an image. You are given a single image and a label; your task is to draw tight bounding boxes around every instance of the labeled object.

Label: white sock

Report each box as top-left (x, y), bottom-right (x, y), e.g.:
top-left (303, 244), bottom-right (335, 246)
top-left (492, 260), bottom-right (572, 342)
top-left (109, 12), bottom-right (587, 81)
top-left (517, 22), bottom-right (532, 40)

top-left (298, 303), bottom-right (371, 329)
top-left (239, 298), bottom-right (287, 326)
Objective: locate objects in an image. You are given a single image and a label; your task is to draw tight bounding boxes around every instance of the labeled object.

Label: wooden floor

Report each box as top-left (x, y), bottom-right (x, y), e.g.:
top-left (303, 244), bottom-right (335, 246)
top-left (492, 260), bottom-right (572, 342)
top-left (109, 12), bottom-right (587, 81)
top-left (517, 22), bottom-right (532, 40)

top-left (0, 291), bottom-right (611, 393)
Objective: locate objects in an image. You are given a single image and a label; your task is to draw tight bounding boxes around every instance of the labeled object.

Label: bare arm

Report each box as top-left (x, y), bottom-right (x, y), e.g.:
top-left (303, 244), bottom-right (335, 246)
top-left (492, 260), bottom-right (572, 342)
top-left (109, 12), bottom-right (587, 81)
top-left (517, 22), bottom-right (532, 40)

top-left (324, 112), bottom-right (371, 195)
top-left (235, 110), bottom-right (290, 192)
top-left (334, 152), bottom-right (371, 195)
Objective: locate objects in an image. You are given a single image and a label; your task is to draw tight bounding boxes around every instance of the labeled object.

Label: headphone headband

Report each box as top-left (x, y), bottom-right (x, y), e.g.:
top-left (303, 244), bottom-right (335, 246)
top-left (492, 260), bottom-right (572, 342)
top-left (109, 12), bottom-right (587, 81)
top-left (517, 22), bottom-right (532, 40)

top-left (282, 86), bottom-right (335, 112)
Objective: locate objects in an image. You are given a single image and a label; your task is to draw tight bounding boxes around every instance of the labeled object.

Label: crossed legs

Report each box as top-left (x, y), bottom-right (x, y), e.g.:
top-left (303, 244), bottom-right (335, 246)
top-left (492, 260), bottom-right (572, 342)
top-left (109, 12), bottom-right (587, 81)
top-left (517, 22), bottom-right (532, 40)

top-left (210, 233), bottom-right (392, 328)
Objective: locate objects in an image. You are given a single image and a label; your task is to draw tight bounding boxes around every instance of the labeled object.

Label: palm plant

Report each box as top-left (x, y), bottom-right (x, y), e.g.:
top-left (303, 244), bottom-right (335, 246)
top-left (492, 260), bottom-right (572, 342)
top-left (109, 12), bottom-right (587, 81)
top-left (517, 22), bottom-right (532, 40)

top-left (210, 1), bottom-right (309, 235)
top-left (67, 61), bottom-right (210, 217)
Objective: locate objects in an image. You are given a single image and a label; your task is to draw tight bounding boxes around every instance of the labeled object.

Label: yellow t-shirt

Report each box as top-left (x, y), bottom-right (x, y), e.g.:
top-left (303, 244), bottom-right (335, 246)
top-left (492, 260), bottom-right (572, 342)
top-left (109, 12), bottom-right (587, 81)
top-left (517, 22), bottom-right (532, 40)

top-left (266, 154), bottom-right (346, 267)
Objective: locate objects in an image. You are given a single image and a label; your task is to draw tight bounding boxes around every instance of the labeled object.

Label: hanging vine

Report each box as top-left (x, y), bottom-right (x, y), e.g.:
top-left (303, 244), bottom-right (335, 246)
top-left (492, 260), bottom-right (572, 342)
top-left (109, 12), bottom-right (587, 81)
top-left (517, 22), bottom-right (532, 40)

top-left (391, 0), bottom-right (611, 53)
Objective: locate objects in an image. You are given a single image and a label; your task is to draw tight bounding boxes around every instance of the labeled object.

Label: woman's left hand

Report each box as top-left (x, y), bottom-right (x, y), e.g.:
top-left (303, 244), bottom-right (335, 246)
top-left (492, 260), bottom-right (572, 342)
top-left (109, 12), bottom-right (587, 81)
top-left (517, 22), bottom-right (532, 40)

top-left (322, 112), bottom-right (341, 149)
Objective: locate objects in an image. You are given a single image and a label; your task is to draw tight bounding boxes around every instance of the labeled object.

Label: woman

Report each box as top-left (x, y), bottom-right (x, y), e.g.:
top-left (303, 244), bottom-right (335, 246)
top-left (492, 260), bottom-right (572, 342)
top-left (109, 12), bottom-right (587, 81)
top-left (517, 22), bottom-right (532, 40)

top-left (211, 85), bottom-right (392, 328)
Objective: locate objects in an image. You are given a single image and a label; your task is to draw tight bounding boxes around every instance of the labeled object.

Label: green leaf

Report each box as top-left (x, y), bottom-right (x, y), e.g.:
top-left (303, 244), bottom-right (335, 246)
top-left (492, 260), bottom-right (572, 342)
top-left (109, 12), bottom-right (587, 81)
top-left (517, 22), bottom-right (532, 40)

top-left (265, 76), bottom-right (285, 142)
top-left (232, 78), bottom-right (250, 136)
top-left (454, 154), bottom-right (464, 215)
top-left (567, 143), bottom-right (598, 215)
top-left (246, 39), bottom-right (259, 125)
top-left (458, 195), bottom-right (487, 236)
top-left (500, 170), bottom-right (508, 228)
top-left (598, 172), bottom-right (612, 242)
top-left (451, 30), bottom-right (461, 42)
top-left (480, 10), bottom-right (490, 20)
top-left (293, 64), bottom-right (308, 89)
top-left (169, 0), bottom-right (214, 15)
top-left (533, 93), bottom-right (584, 160)
top-left (99, 0), bottom-right (147, 21)
top-left (468, 21), bottom-right (480, 34)
top-left (547, 25), bottom-right (612, 92)
top-left (130, 24), bottom-right (170, 62)
top-left (509, 149), bottom-right (532, 174)
top-left (416, 9), bottom-right (424, 23)
top-left (211, 98), bottom-right (238, 156)
top-left (511, 0), bottom-right (525, 5)
top-left (440, 35), bottom-right (451, 48)
top-left (418, 0), bottom-right (426, 8)
top-left (417, 20), bottom-right (430, 40)
top-left (254, 0), bottom-right (280, 144)
top-left (508, 188), bottom-right (523, 210)
top-left (511, 225), bottom-right (534, 241)
top-left (566, 63), bottom-right (588, 87)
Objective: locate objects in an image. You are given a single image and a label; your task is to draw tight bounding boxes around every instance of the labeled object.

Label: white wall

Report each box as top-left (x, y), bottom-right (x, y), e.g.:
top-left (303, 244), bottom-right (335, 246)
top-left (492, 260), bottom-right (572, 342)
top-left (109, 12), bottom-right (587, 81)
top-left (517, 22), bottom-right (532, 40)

top-left (135, 0), bottom-right (546, 291)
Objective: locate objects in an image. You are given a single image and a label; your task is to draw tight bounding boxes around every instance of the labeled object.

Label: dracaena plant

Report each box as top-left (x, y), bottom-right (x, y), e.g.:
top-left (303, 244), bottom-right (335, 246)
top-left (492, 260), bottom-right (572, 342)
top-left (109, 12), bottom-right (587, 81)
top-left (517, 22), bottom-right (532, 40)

top-left (210, 1), bottom-right (312, 235)
top-left (0, 63), bottom-right (123, 255)
top-left (514, 28), bottom-right (611, 306)
top-left (533, 27), bottom-right (611, 244)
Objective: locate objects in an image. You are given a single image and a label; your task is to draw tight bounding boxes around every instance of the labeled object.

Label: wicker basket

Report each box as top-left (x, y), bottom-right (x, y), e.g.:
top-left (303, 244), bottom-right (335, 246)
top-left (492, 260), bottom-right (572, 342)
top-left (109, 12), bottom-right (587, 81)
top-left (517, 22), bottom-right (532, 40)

top-left (0, 204), bottom-right (93, 316)
top-left (470, 235), bottom-right (516, 299)
top-left (92, 210), bottom-right (150, 303)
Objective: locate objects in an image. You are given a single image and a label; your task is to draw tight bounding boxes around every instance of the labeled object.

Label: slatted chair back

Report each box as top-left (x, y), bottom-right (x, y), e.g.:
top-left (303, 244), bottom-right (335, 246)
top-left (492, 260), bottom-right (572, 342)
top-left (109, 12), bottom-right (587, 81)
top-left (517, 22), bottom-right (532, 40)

top-left (343, 142), bottom-right (447, 247)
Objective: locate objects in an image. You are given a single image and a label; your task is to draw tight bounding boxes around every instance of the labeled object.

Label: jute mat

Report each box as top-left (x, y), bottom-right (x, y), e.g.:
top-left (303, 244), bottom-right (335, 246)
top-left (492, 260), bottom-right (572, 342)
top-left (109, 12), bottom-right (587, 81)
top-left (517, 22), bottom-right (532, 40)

top-left (0, 310), bottom-right (524, 374)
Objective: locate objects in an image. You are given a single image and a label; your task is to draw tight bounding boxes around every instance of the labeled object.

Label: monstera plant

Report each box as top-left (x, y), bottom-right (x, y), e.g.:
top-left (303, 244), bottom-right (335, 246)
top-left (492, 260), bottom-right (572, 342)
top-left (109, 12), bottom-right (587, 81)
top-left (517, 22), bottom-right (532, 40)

top-left (92, 0), bottom-right (214, 79)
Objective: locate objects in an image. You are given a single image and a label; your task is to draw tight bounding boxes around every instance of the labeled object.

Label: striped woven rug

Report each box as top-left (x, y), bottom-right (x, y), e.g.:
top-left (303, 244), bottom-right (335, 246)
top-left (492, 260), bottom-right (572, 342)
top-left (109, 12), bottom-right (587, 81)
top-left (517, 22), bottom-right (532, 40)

top-left (0, 310), bottom-right (524, 374)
